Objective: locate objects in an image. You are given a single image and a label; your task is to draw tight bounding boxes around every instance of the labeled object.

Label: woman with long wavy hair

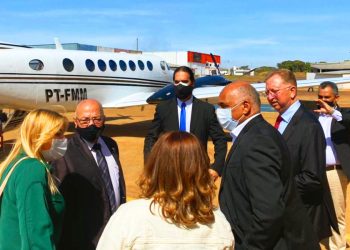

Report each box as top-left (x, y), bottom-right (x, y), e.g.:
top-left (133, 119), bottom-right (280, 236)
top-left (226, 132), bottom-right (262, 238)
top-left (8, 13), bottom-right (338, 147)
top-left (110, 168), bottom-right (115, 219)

top-left (97, 131), bottom-right (234, 249)
top-left (0, 109), bottom-right (68, 249)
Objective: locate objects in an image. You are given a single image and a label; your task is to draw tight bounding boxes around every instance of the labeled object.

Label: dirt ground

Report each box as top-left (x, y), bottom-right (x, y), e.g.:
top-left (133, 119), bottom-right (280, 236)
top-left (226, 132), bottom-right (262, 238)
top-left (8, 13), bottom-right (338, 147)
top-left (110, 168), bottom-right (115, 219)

top-left (1, 87), bottom-right (350, 246)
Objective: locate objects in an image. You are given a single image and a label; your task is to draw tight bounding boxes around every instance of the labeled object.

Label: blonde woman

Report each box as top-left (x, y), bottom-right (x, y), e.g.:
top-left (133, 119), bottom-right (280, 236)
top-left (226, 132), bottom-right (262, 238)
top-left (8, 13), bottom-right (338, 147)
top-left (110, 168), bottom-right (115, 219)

top-left (97, 131), bottom-right (234, 249)
top-left (0, 109), bottom-right (68, 249)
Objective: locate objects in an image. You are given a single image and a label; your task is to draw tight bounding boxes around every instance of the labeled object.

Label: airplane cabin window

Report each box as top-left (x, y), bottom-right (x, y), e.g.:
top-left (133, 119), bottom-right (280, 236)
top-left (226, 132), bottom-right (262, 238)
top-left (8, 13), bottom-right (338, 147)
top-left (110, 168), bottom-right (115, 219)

top-left (160, 61), bottom-right (166, 71)
top-left (147, 61), bottom-right (153, 71)
top-left (29, 59), bottom-right (44, 71)
top-left (119, 60), bottom-right (127, 71)
top-left (98, 59), bottom-right (107, 72)
top-left (86, 59), bottom-right (95, 72)
top-left (129, 60), bottom-right (136, 71)
top-left (63, 58), bottom-right (74, 72)
top-left (138, 60), bottom-right (145, 70)
top-left (109, 60), bottom-right (117, 71)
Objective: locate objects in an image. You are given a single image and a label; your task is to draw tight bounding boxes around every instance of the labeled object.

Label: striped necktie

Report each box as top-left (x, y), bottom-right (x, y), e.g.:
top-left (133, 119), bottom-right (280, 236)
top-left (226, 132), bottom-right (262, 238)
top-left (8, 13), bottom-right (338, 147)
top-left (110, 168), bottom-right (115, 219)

top-left (92, 143), bottom-right (117, 213)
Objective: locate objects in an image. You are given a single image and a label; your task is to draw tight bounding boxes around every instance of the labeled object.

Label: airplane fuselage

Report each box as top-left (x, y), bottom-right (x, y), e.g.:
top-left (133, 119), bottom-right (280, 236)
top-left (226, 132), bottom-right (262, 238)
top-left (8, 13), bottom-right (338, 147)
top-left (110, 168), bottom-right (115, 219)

top-left (0, 48), bottom-right (172, 112)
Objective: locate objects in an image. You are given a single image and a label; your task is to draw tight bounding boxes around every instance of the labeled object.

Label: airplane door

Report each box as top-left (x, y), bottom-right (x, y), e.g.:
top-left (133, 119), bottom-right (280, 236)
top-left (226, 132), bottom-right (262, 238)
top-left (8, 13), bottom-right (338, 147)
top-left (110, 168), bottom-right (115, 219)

top-left (160, 61), bottom-right (172, 82)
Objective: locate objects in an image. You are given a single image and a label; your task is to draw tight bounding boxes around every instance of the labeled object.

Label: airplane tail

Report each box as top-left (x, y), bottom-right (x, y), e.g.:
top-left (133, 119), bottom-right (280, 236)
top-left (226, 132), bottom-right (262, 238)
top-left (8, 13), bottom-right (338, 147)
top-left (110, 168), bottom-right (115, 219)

top-left (210, 53), bottom-right (221, 75)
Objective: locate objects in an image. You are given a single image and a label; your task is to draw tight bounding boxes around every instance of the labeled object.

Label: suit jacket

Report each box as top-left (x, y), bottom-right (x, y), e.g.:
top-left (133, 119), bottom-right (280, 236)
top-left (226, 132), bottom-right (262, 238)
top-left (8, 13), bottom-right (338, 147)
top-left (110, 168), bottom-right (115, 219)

top-left (52, 134), bottom-right (126, 250)
top-left (144, 97), bottom-right (227, 174)
top-left (282, 104), bottom-right (338, 240)
top-left (330, 107), bottom-right (350, 179)
top-left (219, 115), bottom-right (320, 250)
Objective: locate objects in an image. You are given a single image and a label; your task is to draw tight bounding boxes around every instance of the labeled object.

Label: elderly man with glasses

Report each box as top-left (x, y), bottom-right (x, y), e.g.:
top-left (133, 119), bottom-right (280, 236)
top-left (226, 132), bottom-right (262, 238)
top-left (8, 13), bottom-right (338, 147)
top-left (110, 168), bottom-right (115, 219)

top-left (265, 69), bottom-right (338, 243)
top-left (52, 99), bottom-right (126, 250)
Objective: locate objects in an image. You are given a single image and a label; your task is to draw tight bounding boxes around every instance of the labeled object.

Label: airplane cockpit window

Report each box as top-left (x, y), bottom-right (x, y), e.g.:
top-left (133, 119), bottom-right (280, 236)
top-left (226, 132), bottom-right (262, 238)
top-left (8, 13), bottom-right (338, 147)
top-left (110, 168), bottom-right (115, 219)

top-left (63, 58), bottom-right (74, 72)
top-left (129, 60), bottom-right (136, 71)
top-left (29, 59), bottom-right (44, 71)
top-left (86, 59), bottom-right (95, 72)
top-left (119, 60), bottom-right (127, 71)
top-left (147, 61), bottom-right (153, 71)
top-left (138, 60), bottom-right (145, 70)
top-left (109, 60), bottom-right (117, 71)
top-left (98, 59), bottom-right (107, 72)
top-left (166, 63), bottom-right (170, 70)
top-left (160, 61), bottom-right (166, 71)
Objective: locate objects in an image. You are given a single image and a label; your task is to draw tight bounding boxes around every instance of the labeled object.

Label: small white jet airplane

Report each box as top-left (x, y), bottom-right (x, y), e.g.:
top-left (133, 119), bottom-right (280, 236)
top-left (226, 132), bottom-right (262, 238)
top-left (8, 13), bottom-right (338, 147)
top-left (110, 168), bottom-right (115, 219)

top-left (0, 42), bottom-right (231, 114)
top-left (0, 41), bottom-right (350, 117)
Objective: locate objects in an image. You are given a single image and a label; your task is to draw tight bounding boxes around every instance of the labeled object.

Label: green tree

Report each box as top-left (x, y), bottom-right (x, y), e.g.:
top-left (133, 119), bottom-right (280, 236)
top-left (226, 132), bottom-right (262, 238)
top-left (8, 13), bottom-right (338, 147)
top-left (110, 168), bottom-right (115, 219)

top-left (277, 60), bottom-right (311, 72)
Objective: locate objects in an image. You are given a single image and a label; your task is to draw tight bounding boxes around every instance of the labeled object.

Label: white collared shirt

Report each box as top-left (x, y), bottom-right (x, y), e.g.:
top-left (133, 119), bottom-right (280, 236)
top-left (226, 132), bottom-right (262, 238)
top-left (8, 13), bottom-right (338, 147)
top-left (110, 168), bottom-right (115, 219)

top-left (318, 109), bottom-right (342, 165)
top-left (177, 96), bottom-right (193, 132)
top-left (84, 137), bottom-right (121, 207)
top-left (230, 113), bottom-right (260, 143)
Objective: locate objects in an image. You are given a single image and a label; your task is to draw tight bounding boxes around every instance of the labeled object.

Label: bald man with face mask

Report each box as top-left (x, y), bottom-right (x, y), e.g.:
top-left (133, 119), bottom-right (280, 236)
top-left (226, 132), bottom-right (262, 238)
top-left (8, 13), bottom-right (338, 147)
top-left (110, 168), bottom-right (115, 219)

top-left (52, 99), bottom-right (126, 250)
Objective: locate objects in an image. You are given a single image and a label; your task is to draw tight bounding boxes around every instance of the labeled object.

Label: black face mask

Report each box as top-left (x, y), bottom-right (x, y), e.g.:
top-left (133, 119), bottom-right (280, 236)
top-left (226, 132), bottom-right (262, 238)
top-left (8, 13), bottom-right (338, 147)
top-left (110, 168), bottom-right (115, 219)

top-left (325, 101), bottom-right (336, 107)
top-left (317, 101), bottom-right (336, 109)
top-left (76, 125), bottom-right (105, 143)
top-left (174, 85), bottom-right (194, 100)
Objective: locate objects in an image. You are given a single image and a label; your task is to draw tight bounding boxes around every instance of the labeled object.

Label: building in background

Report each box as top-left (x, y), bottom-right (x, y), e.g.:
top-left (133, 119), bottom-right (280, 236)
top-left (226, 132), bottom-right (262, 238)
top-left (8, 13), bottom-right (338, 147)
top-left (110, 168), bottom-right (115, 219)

top-left (230, 66), bottom-right (255, 76)
top-left (308, 61), bottom-right (350, 79)
top-left (143, 51), bottom-right (221, 76)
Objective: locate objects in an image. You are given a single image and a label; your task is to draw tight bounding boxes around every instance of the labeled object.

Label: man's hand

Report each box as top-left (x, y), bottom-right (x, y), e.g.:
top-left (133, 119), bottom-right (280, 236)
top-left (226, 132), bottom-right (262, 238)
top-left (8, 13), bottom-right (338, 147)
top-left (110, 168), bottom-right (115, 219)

top-left (209, 169), bottom-right (219, 182)
top-left (314, 99), bottom-right (334, 115)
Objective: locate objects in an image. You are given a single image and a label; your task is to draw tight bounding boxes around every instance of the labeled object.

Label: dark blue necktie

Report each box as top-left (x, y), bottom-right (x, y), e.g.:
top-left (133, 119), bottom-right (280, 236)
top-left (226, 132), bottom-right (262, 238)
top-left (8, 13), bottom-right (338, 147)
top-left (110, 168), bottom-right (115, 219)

top-left (180, 102), bottom-right (186, 131)
top-left (92, 143), bottom-right (117, 213)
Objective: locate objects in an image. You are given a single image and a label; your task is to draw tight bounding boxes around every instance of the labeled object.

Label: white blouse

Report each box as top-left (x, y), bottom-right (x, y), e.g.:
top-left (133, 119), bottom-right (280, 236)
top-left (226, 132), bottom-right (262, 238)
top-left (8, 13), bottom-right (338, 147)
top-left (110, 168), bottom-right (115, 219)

top-left (97, 198), bottom-right (234, 250)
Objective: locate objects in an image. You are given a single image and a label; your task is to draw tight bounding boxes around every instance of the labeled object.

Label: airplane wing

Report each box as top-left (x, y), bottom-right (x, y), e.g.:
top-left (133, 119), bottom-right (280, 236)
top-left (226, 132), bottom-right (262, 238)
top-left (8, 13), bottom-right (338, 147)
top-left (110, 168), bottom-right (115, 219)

top-left (103, 92), bottom-right (155, 108)
top-left (146, 75), bottom-right (230, 104)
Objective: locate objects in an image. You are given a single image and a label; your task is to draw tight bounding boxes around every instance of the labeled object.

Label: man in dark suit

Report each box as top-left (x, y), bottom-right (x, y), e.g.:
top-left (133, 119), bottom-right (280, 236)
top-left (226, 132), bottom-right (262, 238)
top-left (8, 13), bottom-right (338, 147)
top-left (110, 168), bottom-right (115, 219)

top-left (314, 81), bottom-right (350, 249)
top-left (52, 99), bottom-right (126, 250)
top-left (265, 69), bottom-right (338, 241)
top-left (218, 81), bottom-right (319, 250)
top-left (144, 66), bottom-right (227, 179)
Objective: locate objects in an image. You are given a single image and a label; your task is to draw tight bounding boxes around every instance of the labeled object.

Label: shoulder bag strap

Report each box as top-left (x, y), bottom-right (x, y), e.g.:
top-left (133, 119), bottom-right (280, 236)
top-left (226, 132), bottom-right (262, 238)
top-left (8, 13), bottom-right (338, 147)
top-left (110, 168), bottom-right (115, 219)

top-left (0, 156), bottom-right (30, 197)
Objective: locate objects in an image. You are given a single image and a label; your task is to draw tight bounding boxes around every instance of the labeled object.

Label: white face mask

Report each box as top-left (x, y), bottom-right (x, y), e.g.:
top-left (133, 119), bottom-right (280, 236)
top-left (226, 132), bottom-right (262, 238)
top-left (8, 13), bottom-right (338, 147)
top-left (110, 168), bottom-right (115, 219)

top-left (216, 108), bottom-right (239, 131)
top-left (41, 138), bottom-right (68, 162)
top-left (216, 101), bottom-right (244, 131)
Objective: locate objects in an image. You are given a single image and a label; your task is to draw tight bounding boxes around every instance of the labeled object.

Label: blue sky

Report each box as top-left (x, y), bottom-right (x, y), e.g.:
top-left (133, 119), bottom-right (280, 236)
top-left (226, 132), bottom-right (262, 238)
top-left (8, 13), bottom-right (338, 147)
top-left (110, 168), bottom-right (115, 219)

top-left (1, 0), bottom-right (349, 68)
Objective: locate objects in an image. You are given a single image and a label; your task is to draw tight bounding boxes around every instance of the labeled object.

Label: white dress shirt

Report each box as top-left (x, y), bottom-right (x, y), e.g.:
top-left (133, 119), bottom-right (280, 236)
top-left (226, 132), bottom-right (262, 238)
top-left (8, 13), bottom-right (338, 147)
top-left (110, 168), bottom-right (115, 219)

top-left (318, 109), bottom-right (342, 166)
top-left (230, 113), bottom-right (260, 143)
top-left (84, 137), bottom-right (121, 207)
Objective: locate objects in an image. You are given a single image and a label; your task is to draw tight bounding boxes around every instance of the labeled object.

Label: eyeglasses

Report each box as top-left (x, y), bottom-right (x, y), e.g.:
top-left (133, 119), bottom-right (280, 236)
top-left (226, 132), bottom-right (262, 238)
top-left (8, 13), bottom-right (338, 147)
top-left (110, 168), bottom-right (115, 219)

top-left (174, 80), bottom-right (191, 86)
top-left (265, 86), bottom-right (292, 98)
top-left (76, 117), bottom-right (104, 127)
